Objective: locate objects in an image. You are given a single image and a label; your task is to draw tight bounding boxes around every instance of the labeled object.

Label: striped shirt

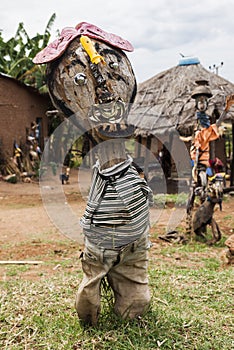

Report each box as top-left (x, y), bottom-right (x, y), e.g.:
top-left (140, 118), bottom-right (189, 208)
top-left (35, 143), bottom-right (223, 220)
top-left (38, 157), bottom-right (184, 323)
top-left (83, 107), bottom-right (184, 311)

top-left (80, 158), bottom-right (153, 249)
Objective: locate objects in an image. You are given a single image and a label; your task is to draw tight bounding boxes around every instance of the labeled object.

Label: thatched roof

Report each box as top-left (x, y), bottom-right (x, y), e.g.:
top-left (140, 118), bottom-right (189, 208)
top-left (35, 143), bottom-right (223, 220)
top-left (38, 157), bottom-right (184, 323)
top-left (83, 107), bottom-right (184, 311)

top-left (129, 62), bottom-right (234, 136)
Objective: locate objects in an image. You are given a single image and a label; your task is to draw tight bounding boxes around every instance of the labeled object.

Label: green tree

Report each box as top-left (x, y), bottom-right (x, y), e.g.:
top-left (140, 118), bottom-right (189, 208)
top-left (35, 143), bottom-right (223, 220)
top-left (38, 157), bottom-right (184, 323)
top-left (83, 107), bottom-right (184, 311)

top-left (0, 13), bottom-right (56, 92)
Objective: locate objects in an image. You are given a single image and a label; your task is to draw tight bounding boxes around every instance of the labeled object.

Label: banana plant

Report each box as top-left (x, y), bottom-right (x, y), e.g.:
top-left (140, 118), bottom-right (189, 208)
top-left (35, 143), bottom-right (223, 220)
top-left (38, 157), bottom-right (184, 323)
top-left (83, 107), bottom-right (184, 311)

top-left (0, 13), bottom-right (56, 91)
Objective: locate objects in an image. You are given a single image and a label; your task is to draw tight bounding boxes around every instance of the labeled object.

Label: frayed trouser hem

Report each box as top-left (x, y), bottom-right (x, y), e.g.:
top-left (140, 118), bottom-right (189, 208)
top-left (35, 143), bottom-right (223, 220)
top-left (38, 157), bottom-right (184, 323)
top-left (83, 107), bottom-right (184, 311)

top-left (75, 230), bottom-right (151, 326)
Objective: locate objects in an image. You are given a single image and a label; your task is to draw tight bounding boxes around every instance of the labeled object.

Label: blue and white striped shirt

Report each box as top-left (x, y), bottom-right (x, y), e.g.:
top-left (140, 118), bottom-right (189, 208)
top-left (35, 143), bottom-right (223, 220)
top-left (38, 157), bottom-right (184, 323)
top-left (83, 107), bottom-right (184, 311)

top-left (80, 158), bottom-right (153, 249)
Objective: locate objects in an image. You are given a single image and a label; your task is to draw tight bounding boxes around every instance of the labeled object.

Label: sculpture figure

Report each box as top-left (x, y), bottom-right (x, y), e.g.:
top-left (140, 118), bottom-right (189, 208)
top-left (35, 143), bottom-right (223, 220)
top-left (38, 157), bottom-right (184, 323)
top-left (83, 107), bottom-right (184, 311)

top-left (34, 22), bottom-right (153, 326)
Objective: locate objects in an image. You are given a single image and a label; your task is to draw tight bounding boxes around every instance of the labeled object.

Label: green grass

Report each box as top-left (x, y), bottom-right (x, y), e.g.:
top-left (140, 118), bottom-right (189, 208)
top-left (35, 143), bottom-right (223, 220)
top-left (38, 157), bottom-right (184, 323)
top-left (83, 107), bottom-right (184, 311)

top-left (5, 265), bottom-right (30, 277)
top-left (1, 243), bottom-right (233, 350)
top-left (154, 193), bottom-right (188, 208)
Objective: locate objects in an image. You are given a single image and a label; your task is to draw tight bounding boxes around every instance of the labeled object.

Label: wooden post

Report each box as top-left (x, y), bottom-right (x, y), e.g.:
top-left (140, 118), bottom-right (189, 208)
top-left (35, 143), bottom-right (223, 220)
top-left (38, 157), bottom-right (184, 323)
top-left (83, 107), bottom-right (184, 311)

top-left (210, 140), bottom-right (215, 160)
top-left (136, 135), bottom-right (142, 158)
top-left (144, 136), bottom-right (152, 180)
top-left (231, 122), bottom-right (234, 186)
top-left (210, 112), bottom-right (216, 160)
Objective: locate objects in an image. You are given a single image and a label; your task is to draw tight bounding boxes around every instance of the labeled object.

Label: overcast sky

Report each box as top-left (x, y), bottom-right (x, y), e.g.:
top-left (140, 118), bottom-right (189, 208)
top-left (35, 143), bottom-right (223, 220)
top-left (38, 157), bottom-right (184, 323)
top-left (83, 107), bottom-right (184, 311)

top-left (1, 0), bottom-right (234, 84)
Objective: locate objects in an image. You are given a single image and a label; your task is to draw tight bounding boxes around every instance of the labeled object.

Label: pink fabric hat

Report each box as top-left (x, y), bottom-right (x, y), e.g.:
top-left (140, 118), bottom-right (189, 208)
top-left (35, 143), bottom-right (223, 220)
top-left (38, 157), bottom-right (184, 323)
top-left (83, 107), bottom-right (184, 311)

top-left (33, 22), bottom-right (134, 64)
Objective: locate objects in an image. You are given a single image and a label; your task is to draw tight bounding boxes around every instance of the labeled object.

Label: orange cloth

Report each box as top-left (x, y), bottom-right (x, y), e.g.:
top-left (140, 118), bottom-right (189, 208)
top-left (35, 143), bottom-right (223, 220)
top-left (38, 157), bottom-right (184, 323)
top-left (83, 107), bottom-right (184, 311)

top-left (190, 124), bottom-right (219, 167)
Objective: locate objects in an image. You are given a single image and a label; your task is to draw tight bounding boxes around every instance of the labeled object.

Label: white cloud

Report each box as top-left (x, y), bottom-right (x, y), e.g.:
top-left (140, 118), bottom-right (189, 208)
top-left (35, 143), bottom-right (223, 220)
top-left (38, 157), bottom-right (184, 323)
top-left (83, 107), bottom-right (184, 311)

top-left (0, 0), bottom-right (234, 83)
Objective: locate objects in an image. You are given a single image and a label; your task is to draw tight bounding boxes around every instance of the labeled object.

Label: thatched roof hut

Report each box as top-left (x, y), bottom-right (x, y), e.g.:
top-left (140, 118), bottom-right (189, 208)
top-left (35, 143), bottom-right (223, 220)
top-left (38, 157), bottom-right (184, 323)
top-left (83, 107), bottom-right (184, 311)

top-left (128, 59), bottom-right (234, 187)
top-left (129, 60), bottom-right (234, 136)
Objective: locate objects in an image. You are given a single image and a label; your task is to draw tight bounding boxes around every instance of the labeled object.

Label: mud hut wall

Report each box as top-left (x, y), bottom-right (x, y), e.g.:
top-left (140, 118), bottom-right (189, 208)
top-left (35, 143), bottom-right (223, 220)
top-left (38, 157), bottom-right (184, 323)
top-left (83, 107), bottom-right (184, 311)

top-left (214, 138), bottom-right (227, 168)
top-left (0, 76), bottom-right (49, 158)
top-left (134, 135), bottom-right (161, 162)
top-left (133, 136), bottom-right (148, 159)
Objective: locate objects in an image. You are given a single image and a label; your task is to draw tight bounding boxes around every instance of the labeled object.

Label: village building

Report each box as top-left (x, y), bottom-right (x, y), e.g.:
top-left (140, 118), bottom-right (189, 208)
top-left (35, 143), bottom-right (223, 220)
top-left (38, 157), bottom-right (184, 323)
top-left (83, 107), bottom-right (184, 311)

top-left (129, 58), bottom-right (234, 188)
top-left (0, 73), bottom-right (52, 175)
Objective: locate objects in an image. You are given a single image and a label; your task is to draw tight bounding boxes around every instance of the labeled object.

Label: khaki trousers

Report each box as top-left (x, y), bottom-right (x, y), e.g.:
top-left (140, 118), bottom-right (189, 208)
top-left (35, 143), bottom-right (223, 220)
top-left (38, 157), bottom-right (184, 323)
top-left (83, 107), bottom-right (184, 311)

top-left (75, 230), bottom-right (151, 325)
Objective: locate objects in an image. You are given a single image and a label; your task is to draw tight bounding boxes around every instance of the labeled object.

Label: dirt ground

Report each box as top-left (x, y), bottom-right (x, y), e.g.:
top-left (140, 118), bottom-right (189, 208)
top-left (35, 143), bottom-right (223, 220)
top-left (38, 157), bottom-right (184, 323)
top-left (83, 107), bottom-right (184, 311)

top-left (0, 168), bottom-right (233, 281)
